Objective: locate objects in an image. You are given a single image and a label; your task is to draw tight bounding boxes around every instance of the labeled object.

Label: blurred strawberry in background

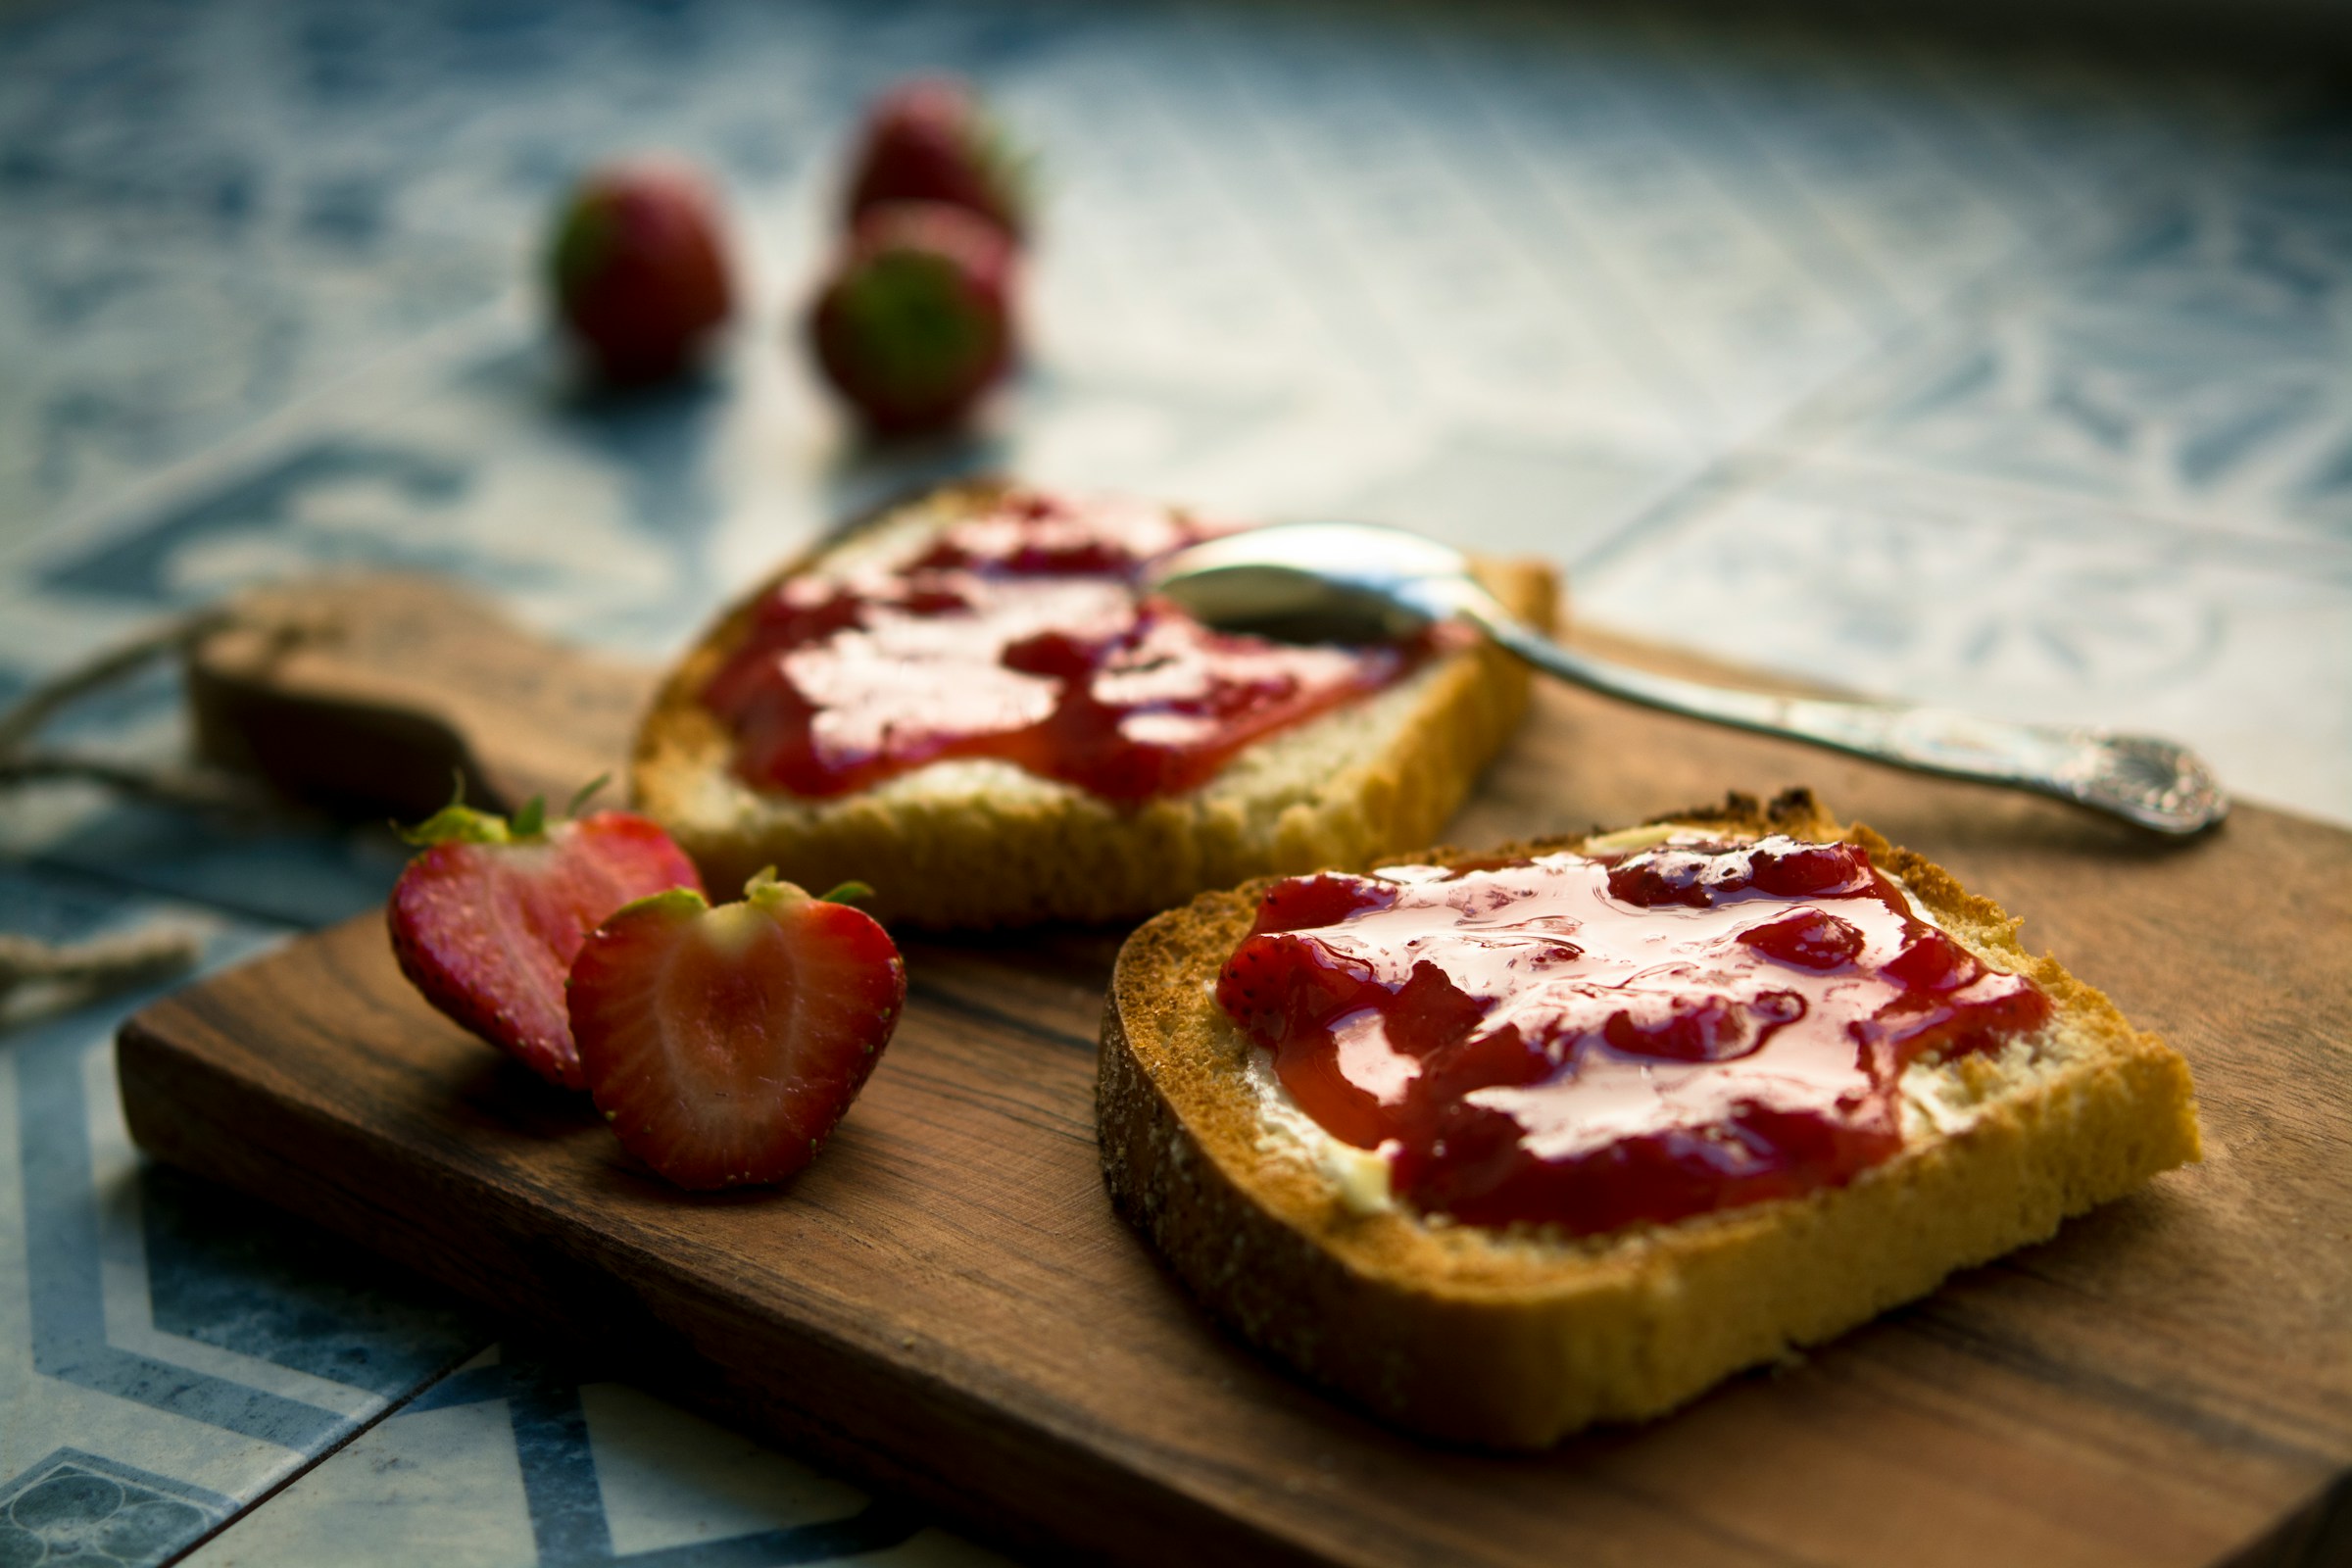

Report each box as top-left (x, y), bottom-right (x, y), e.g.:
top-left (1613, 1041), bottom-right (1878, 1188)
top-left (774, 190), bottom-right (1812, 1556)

top-left (809, 200), bottom-right (1016, 435)
top-left (844, 75), bottom-right (1030, 242)
top-left (549, 159), bottom-right (735, 385)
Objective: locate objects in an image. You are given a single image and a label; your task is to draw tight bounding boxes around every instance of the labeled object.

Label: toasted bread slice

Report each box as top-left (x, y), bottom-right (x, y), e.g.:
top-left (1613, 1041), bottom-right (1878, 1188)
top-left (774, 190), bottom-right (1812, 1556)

top-left (631, 481), bottom-right (1556, 927)
top-left (1098, 788), bottom-right (2203, 1448)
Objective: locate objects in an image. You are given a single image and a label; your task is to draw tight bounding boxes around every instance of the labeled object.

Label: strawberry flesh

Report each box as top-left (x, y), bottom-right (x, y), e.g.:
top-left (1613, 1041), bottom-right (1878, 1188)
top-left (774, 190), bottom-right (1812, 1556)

top-left (569, 876), bottom-right (906, 1191)
top-left (387, 809), bottom-right (703, 1089)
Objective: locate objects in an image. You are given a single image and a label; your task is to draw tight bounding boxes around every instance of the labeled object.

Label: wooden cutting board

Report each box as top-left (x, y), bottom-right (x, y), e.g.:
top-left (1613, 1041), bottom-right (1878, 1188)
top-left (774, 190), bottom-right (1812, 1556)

top-left (123, 576), bottom-right (2351, 1567)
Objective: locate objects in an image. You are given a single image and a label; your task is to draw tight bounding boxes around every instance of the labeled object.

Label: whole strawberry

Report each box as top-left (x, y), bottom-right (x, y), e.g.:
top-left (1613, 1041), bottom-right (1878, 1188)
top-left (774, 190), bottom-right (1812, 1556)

top-left (387, 789), bottom-right (704, 1089)
top-left (845, 76), bottom-right (1030, 242)
top-left (808, 200), bottom-right (1015, 436)
top-left (549, 159), bottom-right (734, 384)
top-left (568, 872), bottom-right (906, 1191)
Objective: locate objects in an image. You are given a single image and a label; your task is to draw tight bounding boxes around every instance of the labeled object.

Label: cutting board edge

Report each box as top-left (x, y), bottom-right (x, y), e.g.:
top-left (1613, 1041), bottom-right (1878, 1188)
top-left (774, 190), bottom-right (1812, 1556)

top-left (114, 974), bottom-right (1371, 1568)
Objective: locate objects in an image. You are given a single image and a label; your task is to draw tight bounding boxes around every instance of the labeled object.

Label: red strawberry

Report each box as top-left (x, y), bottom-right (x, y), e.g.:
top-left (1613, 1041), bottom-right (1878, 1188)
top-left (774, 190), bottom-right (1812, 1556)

top-left (568, 872), bottom-right (906, 1191)
top-left (844, 76), bottom-right (1030, 242)
top-left (808, 200), bottom-right (1016, 436)
top-left (387, 791), bottom-right (704, 1089)
top-left (549, 158), bottom-right (735, 384)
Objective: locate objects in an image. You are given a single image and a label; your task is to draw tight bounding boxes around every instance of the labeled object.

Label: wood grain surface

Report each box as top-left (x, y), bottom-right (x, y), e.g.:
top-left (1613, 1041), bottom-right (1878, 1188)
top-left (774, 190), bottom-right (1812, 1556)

top-left (123, 577), bottom-right (2352, 1567)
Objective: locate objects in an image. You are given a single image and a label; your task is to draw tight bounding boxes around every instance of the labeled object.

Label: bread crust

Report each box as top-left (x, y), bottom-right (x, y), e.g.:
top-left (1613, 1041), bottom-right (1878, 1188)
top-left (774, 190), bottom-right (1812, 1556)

top-left (631, 480), bottom-right (1556, 927)
top-left (1097, 788), bottom-right (2204, 1448)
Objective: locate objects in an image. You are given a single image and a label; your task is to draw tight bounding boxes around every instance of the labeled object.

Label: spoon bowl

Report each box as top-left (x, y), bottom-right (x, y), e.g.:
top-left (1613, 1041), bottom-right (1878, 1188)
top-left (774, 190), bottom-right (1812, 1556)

top-left (1146, 521), bottom-right (1471, 643)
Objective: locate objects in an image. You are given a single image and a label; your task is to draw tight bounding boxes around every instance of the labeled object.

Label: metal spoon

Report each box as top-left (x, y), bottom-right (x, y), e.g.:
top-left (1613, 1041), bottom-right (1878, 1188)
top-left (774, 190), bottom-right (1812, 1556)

top-left (1147, 521), bottom-right (2228, 835)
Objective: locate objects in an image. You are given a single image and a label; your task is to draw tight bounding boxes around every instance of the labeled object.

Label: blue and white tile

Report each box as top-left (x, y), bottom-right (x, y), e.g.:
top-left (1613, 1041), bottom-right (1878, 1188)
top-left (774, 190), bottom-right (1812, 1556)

top-left (0, 1449), bottom-right (239, 1568)
top-left (0, 0), bottom-right (1039, 550)
top-left (1016, 4), bottom-right (2257, 455)
top-left (10, 0), bottom-right (2308, 568)
top-left (183, 1348), bottom-right (1007, 1568)
top-left (0, 868), bottom-right (490, 1568)
top-left (1803, 102), bottom-right (2352, 542)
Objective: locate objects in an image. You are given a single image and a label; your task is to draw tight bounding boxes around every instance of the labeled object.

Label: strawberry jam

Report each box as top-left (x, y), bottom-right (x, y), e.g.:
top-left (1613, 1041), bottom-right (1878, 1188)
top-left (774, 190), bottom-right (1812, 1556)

top-left (701, 491), bottom-right (1422, 803)
top-left (1216, 836), bottom-right (2051, 1235)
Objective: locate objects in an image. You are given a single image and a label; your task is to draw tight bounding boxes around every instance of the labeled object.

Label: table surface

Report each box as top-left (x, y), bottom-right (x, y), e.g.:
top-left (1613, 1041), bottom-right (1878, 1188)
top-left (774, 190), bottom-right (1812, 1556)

top-left (3, 2), bottom-right (2348, 1565)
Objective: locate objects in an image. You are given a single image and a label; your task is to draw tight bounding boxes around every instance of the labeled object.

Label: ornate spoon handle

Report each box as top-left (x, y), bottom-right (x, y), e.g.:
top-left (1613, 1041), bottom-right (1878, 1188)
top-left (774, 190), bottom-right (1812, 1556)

top-left (1457, 597), bottom-right (2229, 836)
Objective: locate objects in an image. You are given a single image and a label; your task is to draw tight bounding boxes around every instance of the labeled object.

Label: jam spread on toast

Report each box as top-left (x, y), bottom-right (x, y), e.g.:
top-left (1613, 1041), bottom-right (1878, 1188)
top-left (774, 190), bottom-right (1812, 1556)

top-left (702, 491), bottom-right (1422, 802)
top-left (1216, 836), bottom-right (2051, 1234)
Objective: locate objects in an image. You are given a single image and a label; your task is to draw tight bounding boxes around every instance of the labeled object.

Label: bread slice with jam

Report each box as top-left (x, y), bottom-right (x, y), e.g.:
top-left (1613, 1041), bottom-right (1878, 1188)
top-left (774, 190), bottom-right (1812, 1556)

top-left (631, 480), bottom-right (1554, 928)
top-left (1097, 788), bottom-right (2203, 1448)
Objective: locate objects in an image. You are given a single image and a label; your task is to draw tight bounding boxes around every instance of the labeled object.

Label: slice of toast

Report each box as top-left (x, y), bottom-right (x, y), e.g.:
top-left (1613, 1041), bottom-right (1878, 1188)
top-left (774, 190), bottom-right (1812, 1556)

top-left (1098, 788), bottom-right (2203, 1448)
top-left (631, 481), bottom-right (1556, 928)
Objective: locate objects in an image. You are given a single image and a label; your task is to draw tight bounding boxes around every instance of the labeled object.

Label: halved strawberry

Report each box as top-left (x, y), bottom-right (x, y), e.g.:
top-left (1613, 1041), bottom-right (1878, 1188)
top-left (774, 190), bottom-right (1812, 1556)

top-left (567, 872), bottom-right (906, 1191)
top-left (386, 789), bottom-right (704, 1089)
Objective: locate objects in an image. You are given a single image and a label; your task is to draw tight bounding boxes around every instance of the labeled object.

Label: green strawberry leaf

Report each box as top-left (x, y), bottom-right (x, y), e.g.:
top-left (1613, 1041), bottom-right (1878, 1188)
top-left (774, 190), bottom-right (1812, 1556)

top-left (397, 804), bottom-right (514, 848)
top-left (396, 775), bottom-right (553, 849)
top-left (564, 773), bottom-right (612, 818)
top-left (604, 884), bottom-right (710, 924)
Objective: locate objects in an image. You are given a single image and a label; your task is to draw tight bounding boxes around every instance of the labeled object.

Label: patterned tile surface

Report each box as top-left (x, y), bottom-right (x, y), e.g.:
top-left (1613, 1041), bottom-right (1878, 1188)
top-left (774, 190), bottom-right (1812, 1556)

top-left (0, 870), bottom-right (487, 1566)
top-left (0, 1451), bottom-right (234, 1568)
top-left (3, 0), bottom-right (2349, 1564)
top-left (181, 1352), bottom-right (1004, 1568)
top-left (1811, 102), bottom-right (2352, 543)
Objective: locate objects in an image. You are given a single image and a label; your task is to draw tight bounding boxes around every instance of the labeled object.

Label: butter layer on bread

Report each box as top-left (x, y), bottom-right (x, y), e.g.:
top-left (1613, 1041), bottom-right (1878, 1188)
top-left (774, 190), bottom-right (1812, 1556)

top-left (1097, 788), bottom-right (2203, 1447)
top-left (631, 481), bottom-right (1556, 928)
